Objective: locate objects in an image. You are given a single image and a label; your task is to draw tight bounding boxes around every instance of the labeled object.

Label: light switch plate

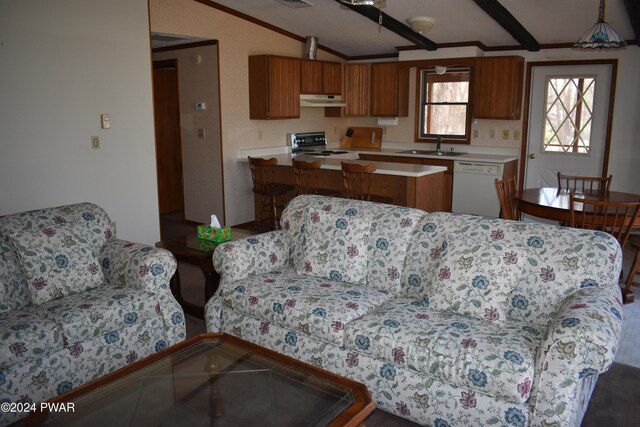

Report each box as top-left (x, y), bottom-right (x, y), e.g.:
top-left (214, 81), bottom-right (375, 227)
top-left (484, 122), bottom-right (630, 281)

top-left (101, 114), bottom-right (111, 129)
top-left (91, 136), bottom-right (100, 149)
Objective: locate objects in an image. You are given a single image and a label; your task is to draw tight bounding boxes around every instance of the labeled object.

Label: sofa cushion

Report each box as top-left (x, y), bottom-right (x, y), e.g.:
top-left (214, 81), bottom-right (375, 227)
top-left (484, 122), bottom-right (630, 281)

top-left (424, 235), bottom-right (527, 323)
top-left (0, 234), bottom-right (31, 312)
top-left (27, 285), bottom-right (160, 344)
top-left (297, 207), bottom-right (370, 285)
top-left (0, 310), bottom-right (63, 369)
top-left (11, 223), bottom-right (105, 305)
top-left (344, 297), bottom-right (542, 404)
top-left (221, 267), bottom-right (395, 345)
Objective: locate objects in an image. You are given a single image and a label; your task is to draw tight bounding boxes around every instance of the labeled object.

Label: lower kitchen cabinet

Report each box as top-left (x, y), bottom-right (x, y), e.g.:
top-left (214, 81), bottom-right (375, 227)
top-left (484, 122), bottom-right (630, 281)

top-left (359, 154), bottom-right (453, 211)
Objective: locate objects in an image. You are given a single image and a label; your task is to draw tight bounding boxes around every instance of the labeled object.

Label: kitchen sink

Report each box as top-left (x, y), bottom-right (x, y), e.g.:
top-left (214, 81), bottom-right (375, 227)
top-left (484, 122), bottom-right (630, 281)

top-left (396, 150), bottom-right (467, 156)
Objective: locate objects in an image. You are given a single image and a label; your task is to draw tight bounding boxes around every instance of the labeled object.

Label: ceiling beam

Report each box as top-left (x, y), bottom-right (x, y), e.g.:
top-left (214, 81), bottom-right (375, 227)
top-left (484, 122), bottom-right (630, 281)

top-left (625, 0), bottom-right (640, 46)
top-left (471, 0), bottom-right (540, 51)
top-left (335, 1), bottom-right (437, 51)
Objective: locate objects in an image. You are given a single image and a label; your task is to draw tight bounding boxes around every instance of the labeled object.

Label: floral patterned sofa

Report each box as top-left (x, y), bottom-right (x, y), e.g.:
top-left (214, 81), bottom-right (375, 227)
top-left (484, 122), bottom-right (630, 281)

top-left (206, 195), bottom-right (623, 427)
top-left (0, 203), bottom-right (185, 426)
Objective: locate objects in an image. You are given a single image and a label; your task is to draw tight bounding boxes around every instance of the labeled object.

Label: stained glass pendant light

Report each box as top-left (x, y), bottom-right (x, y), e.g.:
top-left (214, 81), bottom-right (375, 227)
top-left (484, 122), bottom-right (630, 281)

top-left (574, 0), bottom-right (627, 48)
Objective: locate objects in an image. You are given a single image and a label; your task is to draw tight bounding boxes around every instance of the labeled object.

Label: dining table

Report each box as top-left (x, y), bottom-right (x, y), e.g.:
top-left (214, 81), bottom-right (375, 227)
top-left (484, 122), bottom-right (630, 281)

top-left (516, 187), bottom-right (640, 225)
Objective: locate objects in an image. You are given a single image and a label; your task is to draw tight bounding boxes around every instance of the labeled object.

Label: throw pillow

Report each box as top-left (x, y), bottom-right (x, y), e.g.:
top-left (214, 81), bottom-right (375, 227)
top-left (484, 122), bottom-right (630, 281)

top-left (11, 223), bottom-right (105, 305)
top-left (425, 235), bottom-right (525, 323)
top-left (297, 207), bottom-right (370, 284)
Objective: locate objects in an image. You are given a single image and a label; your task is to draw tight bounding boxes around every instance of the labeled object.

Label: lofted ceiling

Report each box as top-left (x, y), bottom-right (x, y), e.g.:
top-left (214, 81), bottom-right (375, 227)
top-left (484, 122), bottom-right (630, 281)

top-left (197, 0), bottom-right (637, 58)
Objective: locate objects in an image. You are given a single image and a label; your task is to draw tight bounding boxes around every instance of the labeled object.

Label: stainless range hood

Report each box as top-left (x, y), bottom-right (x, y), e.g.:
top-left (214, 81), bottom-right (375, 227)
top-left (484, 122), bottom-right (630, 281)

top-left (300, 94), bottom-right (346, 108)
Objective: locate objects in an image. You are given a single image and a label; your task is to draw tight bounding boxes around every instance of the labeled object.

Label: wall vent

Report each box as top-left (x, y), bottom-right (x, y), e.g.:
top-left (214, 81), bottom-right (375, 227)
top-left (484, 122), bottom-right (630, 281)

top-left (275, 0), bottom-right (313, 9)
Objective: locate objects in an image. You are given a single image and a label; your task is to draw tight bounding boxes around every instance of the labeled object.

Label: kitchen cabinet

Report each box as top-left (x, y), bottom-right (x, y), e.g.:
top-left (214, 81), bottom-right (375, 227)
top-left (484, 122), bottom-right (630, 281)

top-left (370, 62), bottom-right (409, 117)
top-left (359, 154), bottom-right (453, 211)
top-left (473, 56), bottom-right (524, 120)
top-left (326, 63), bottom-right (369, 117)
top-left (249, 55), bottom-right (300, 120)
top-left (300, 60), bottom-right (342, 95)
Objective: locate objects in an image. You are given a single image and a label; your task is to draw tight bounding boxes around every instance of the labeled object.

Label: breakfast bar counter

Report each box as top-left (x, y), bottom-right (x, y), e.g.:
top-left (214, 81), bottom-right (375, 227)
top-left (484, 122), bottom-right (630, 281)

top-left (240, 153), bottom-right (448, 213)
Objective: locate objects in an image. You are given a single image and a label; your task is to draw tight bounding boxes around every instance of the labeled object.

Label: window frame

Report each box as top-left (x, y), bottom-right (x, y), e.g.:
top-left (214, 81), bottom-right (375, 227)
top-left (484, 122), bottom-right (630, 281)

top-left (416, 67), bottom-right (472, 144)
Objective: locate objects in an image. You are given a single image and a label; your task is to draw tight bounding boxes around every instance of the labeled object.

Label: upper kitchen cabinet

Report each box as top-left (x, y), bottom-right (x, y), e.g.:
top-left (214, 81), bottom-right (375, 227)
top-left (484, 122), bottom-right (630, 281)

top-left (326, 63), bottom-right (369, 117)
top-left (300, 60), bottom-right (342, 95)
top-left (473, 56), bottom-right (524, 120)
top-left (370, 62), bottom-right (409, 117)
top-left (249, 55), bottom-right (300, 120)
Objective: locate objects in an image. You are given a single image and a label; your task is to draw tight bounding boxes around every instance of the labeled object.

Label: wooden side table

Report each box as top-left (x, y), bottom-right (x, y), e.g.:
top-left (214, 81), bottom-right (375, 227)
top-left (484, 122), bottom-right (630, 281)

top-left (156, 228), bottom-right (255, 319)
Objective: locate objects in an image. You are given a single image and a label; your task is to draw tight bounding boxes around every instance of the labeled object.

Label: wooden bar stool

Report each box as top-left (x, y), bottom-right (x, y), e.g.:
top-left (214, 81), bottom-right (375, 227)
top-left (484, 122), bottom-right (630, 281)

top-left (248, 157), bottom-right (294, 230)
top-left (341, 162), bottom-right (393, 204)
top-left (292, 159), bottom-right (341, 197)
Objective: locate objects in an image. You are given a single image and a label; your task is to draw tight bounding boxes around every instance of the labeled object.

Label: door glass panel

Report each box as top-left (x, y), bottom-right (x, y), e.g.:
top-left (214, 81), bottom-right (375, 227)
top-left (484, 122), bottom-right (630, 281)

top-left (543, 75), bottom-right (596, 154)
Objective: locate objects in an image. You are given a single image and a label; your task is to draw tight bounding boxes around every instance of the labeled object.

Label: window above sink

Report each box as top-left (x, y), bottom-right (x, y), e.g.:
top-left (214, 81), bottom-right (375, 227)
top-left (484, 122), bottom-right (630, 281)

top-left (416, 67), bottom-right (471, 144)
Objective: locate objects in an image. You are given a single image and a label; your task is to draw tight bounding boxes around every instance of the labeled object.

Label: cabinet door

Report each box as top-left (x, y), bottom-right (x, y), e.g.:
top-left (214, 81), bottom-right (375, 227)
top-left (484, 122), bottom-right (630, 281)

top-left (300, 59), bottom-right (323, 94)
top-left (343, 63), bottom-right (369, 116)
top-left (268, 56), bottom-right (300, 118)
top-left (322, 62), bottom-right (342, 95)
top-left (370, 63), bottom-right (409, 117)
top-left (249, 55), bottom-right (300, 119)
top-left (473, 56), bottom-right (524, 120)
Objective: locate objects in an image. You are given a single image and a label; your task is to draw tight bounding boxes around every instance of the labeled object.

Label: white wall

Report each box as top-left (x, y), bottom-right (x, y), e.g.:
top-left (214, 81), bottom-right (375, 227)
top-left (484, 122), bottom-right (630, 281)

top-left (153, 44), bottom-right (225, 225)
top-left (0, 0), bottom-right (160, 244)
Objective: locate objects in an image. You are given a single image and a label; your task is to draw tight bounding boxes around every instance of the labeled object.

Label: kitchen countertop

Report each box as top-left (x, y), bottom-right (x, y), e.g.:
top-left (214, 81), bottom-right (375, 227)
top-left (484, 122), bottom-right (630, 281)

top-left (349, 147), bottom-right (518, 163)
top-left (239, 153), bottom-right (447, 178)
top-left (239, 146), bottom-right (518, 165)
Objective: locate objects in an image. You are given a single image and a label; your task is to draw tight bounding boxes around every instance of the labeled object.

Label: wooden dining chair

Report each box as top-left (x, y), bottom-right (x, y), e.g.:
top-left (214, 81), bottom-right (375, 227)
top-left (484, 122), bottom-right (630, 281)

top-left (248, 157), bottom-right (294, 230)
top-left (624, 235), bottom-right (640, 302)
top-left (557, 172), bottom-right (612, 194)
top-left (341, 162), bottom-right (393, 204)
top-left (495, 177), bottom-right (520, 220)
top-left (292, 159), bottom-right (340, 197)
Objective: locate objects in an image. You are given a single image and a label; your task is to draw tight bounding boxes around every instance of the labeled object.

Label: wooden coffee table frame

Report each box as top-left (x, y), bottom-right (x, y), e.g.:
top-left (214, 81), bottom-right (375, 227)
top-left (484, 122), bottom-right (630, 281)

top-left (26, 333), bottom-right (375, 427)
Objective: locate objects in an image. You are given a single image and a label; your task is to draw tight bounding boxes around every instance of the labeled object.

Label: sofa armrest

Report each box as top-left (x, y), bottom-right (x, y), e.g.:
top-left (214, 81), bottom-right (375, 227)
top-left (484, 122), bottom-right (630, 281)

top-left (213, 230), bottom-right (291, 287)
top-left (531, 284), bottom-right (623, 425)
top-left (99, 239), bottom-right (185, 345)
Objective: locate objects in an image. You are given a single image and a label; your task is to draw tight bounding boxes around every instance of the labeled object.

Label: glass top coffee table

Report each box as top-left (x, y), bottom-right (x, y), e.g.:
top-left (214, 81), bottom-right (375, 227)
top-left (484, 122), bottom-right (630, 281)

top-left (29, 334), bottom-right (374, 427)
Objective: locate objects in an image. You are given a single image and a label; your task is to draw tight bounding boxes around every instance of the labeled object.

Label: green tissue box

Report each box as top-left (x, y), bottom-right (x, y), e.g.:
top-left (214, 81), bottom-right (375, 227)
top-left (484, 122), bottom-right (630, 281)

top-left (197, 225), bottom-right (232, 243)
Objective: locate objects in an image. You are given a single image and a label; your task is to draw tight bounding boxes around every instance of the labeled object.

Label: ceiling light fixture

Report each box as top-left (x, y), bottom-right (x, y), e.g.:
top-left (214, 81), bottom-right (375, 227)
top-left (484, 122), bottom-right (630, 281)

top-left (407, 16), bottom-right (435, 35)
top-left (574, 0), bottom-right (627, 49)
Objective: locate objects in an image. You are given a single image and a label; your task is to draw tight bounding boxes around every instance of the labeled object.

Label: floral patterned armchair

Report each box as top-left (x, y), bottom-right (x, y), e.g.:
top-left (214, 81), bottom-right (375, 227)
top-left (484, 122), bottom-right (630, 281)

top-left (206, 195), bottom-right (623, 427)
top-left (0, 203), bottom-right (185, 426)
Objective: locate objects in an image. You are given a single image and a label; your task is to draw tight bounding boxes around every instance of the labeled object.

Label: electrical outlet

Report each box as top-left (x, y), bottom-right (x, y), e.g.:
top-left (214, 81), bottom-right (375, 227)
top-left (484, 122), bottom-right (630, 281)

top-left (197, 128), bottom-right (205, 138)
top-left (91, 136), bottom-right (100, 149)
top-left (473, 130), bottom-right (479, 138)
top-left (502, 130), bottom-right (509, 140)
top-left (513, 130), bottom-right (521, 140)
top-left (489, 129), bottom-right (495, 139)
top-left (257, 130), bottom-right (262, 140)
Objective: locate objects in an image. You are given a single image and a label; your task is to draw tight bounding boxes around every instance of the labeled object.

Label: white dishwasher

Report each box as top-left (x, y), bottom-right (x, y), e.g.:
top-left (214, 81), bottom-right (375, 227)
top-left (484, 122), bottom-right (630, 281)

top-left (452, 161), bottom-right (503, 217)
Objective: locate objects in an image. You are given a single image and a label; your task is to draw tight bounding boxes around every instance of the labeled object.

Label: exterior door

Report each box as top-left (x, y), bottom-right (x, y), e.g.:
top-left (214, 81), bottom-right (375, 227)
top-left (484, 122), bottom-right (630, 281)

top-left (524, 63), bottom-right (614, 188)
top-left (153, 60), bottom-right (185, 215)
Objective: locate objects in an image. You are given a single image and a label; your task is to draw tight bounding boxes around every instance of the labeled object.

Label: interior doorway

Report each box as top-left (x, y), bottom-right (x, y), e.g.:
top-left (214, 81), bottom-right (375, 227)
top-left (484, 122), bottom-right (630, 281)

top-left (153, 59), bottom-right (185, 238)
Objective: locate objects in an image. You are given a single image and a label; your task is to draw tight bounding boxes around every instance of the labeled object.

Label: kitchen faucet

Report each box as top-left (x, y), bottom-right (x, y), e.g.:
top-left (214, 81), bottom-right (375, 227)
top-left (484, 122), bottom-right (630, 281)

top-left (436, 135), bottom-right (443, 153)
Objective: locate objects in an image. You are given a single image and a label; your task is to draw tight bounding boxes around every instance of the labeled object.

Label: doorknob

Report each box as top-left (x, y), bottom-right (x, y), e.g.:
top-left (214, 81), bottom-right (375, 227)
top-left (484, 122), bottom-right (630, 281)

top-left (529, 153), bottom-right (536, 159)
